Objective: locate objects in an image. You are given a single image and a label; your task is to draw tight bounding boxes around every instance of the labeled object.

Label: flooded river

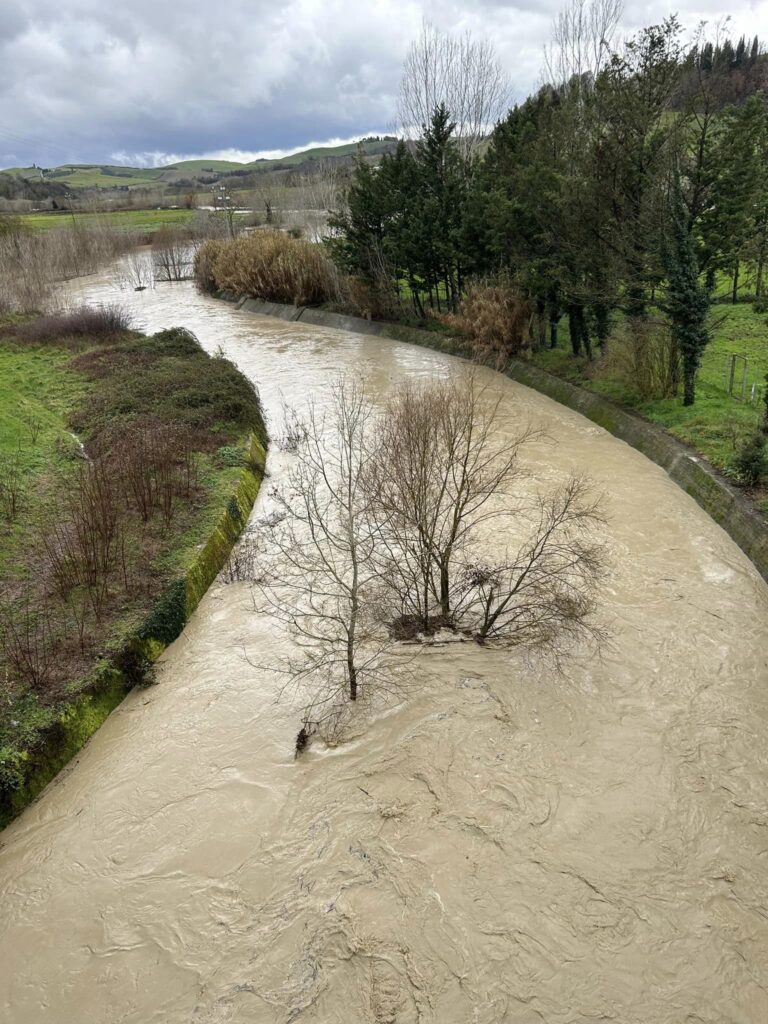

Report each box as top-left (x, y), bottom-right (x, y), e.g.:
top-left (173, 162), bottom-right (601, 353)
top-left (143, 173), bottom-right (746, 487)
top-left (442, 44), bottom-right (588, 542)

top-left (1, 271), bottom-right (767, 1023)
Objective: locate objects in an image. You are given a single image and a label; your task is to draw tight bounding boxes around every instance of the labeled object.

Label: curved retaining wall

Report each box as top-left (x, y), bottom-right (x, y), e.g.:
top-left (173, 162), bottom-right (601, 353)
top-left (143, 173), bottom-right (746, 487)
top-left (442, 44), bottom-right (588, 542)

top-left (221, 292), bottom-right (768, 585)
top-left (0, 434), bottom-right (267, 829)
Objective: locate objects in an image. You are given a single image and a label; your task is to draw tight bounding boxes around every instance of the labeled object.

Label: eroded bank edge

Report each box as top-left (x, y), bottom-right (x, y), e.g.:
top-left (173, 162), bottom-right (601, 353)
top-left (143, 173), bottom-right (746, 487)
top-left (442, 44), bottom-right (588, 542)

top-left (0, 434), bottom-right (267, 830)
top-left (218, 291), bottom-right (768, 585)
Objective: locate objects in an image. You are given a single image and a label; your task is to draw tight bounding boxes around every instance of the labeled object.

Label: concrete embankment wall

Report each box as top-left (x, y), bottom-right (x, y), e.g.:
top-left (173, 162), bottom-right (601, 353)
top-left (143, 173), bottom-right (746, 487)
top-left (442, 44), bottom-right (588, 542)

top-left (222, 291), bottom-right (768, 585)
top-left (0, 434), bottom-right (267, 829)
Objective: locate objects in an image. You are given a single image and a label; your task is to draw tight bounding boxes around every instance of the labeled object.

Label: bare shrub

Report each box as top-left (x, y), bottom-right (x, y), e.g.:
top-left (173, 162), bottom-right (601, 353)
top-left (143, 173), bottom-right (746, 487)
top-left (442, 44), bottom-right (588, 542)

top-left (0, 595), bottom-right (58, 696)
top-left (341, 274), bottom-right (403, 321)
top-left (118, 250), bottom-right (155, 291)
top-left (12, 304), bottom-right (133, 343)
top-left (117, 423), bottom-right (197, 526)
top-left (194, 231), bottom-right (342, 306)
top-left (153, 228), bottom-right (195, 282)
top-left (41, 458), bottom-right (126, 619)
top-left (600, 320), bottom-right (680, 400)
top-left (441, 282), bottom-right (532, 368)
top-left (0, 452), bottom-right (26, 522)
top-left (221, 534), bottom-right (261, 583)
top-left (0, 223), bottom-right (138, 313)
top-left (23, 414), bottom-right (43, 445)
top-left (459, 477), bottom-right (607, 659)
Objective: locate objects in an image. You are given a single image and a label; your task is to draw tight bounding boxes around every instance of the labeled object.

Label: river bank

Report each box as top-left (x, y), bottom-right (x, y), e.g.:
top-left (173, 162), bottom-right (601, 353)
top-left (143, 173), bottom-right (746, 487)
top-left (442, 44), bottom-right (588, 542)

top-left (213, 292), bottom-right (768, 585)
top-left (0, 314), bottom-right (268, 827)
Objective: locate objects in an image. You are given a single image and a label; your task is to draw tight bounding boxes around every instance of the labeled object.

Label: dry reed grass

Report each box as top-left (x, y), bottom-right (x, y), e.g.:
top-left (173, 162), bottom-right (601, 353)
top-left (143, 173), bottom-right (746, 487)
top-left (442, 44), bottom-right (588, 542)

top-left (194, 231), bottom-right (341, 306)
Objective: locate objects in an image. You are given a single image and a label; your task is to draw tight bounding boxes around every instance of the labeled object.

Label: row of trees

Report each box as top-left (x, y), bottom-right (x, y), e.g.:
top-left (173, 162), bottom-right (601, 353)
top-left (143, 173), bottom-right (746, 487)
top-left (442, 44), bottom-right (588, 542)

top-left (329, 11), bottom-right (768, 406)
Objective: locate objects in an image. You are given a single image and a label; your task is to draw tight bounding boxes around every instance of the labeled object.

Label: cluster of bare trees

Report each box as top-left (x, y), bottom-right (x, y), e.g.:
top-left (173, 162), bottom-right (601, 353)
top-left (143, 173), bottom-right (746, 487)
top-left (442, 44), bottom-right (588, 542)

top-left (398, 22), bottom-right (510, 168)
top-left (244, 372), bottom-right (606, 739)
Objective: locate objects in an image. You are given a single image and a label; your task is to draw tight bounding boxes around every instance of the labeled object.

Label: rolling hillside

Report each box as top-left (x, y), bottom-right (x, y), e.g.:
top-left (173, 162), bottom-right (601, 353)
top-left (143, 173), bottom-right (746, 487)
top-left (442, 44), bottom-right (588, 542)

top-left (3, 138), bottom-right (399, 190)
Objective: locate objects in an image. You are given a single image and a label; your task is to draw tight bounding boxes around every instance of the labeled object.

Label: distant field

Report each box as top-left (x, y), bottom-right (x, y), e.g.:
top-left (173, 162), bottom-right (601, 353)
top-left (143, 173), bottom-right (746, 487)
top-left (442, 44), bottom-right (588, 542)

top-left (19, 208), bottom-right (198, 232)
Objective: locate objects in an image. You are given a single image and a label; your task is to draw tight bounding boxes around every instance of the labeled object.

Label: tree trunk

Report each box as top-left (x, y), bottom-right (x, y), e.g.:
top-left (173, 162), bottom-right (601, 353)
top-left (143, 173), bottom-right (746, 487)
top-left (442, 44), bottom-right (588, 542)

top-left (568, 306), bottom-right (582, 357)
top-left (440, 563), bottom-right (450, 620)
top-left (594, 303), bottom-right (609, 353)
top-left (756, 230), bottom-right (766, 299)
top-left (683, 362), bottom-right (696, 406)
top-left (536, 296), bottom-right (546, 350)
top-left (348, 657), bottom-right (358, 701)
top-left (732, 260), bottom-right (740, 305)
top-left (577, 305), bottom-right (593, 361)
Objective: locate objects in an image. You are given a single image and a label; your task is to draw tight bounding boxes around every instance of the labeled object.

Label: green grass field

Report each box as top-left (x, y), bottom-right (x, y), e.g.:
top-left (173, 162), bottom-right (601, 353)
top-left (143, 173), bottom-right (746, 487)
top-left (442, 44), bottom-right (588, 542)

top-left (531, 302), bottom-right (768, 477)
top-left (18, 208), bottom-right (198, 232)
top-left (0, 344), bottom-right (89, 574)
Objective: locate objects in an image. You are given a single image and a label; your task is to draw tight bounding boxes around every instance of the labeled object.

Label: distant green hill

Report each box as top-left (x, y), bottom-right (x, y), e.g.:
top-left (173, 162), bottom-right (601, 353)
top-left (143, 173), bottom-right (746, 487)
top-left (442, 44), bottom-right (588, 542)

top-left (3, 139), bottom-right (399, 190)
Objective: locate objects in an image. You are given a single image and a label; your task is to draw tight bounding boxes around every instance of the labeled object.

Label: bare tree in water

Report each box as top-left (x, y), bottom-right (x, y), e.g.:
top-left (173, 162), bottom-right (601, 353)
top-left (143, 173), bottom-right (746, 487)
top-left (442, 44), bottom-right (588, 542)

top-left (254, 377), bottom-right (404, 733)
top-left (368, 370), bottom-right (537, 634)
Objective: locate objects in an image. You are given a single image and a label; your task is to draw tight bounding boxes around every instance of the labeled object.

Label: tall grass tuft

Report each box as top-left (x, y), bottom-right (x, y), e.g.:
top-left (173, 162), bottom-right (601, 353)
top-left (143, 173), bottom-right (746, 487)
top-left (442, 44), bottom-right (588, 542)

top-left (441, 281), bottom-right (532, 368)
top-left (194, 231), bottom-right (341, 306)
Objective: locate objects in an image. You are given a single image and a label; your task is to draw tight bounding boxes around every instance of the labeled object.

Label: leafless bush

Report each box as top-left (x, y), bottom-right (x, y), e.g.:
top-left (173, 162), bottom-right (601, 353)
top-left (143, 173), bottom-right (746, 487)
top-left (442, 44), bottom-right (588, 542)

top-left (118, 250), bottom-right (155, 291)
top-left (441, 281), bottom-right (532, 368)
top-left (23, 414), bottom-right (43, 445)
top-left (0, 452), bottom-right (26, 522)
top-left (0, 222), bottom-right (138, 312)
top-left (600, 319), bottom-right (681, 400)
top-left (12, 304), bottom-right (133, 343)
top-left (41, 458), bottom-right (126, 619)
top-left (153, 228), bottom-right (195, 282)
top-left (221, 534), bottom-right (262, 583)
top-left (194, 231), bottom-right (342, 306)
top-left (458, 477), bottom-right (607, 659)
top-left (278, 399), bottom-right (309, 452)
top-left (341, 274), bottom-right (403, 321)
top-left (117, 423), bottom-right (197, 526)
top-left (0, 595), bottom-right (58, 696)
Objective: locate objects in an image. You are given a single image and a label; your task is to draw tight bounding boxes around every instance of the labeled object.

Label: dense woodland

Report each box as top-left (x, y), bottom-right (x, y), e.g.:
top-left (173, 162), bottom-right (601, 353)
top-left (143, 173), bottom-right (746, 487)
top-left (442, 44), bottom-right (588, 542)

top-left (329, 20), bottom-right (768, 409)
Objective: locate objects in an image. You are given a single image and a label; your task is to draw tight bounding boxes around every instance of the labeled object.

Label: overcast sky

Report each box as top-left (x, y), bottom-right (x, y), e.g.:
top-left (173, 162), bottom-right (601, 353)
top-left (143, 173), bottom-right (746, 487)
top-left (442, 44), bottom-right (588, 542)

top-left (0, 0), bottom-right (765, 169)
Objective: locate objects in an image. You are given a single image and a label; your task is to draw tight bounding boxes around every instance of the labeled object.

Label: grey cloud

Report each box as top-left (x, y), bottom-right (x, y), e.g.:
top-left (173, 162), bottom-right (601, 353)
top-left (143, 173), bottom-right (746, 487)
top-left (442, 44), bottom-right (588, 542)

top-left (0, 0), bottom-right (764, 167)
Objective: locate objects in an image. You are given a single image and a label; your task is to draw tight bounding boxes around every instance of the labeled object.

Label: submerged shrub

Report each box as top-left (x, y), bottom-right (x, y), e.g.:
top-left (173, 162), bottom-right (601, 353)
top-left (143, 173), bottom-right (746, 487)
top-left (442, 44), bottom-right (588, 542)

top-left (194, 231), bottom-right (341, 306)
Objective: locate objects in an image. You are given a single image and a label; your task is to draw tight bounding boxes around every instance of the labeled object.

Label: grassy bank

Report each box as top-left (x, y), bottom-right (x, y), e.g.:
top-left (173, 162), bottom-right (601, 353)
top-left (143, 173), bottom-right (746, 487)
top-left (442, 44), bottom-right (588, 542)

top-left (0, 311), bottom-right (268, 826)
top-left (528, 303), bottom-right (768, 492)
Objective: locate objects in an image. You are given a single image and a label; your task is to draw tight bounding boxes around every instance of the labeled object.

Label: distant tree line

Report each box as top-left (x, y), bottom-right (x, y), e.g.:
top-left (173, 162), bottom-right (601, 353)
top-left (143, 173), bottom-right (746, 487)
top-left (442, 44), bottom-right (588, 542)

top-left (329, 14), bottom-right (768, 407)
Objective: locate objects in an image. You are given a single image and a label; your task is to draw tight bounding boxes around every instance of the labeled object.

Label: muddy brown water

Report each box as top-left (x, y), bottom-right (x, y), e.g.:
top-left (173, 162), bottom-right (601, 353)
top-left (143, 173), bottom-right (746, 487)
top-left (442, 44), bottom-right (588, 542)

top-left (1, 268), bottom-right (768, 1023)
